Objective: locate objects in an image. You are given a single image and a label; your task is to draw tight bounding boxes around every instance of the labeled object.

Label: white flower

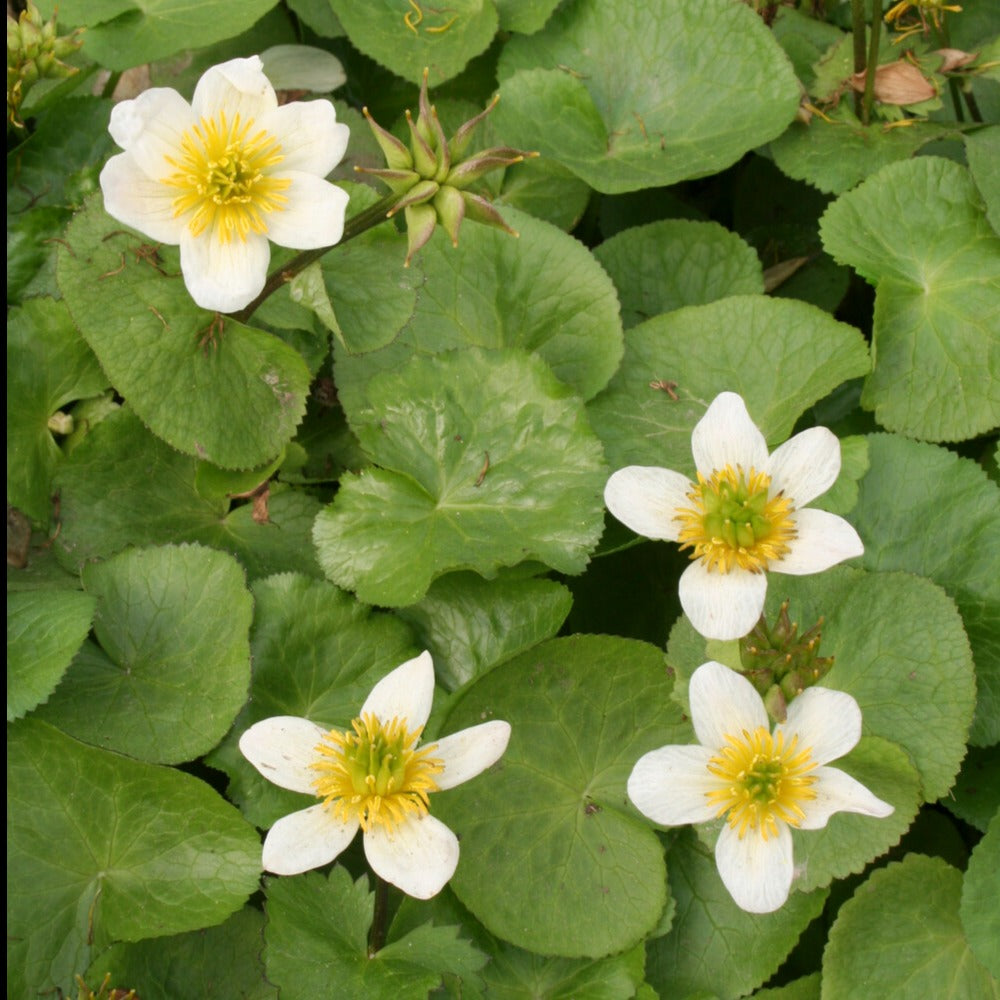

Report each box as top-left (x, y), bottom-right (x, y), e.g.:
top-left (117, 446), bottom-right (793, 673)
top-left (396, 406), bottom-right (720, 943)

top-left (628, 660), bottom-right (893, 913)
top-left (99, 55), bottom-right (350, 313)
top-left (604, 391), bottom-right (864, 640)
top-left (239, 651), bottom-right (511, 899)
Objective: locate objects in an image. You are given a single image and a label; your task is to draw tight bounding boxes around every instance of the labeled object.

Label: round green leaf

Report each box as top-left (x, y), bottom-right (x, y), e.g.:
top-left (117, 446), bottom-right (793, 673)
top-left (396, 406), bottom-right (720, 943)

top-left (853, 434), bottom-right (1000, 745)
top-left (33, 544), bottom-right (252, 764)
top-left (207, 572), bottom-right (419, 829)
top-left (593, 220), bottom-right (764, 329)
top-left (7, 718), bottom-right (260, 1000)
top-left (943, 745), bottom-right (1000, 833)
top-left (396, 572), bottom-right (573, 690)
top-left (328, 0), bottom-right (498, 84)
top-left (57, 198), bottom-right (311, 469)
top-left (494, 0), bottom-right (800, 194)
top-left (820, 157), bottom-right (1000, 442)
top-left (587, 294), bottom-right (870, 471)
top-left (961, 810), bottom-right (1000, 979)
top-left (7, 589), bottom-right (96, 721)
top-left (7, 298), bottom-right (109, 523)
top-left (646, 829), bottom-right (828, 1000)
top-left (436, 635), bottom-right (687, 958)
top-left (86, 907), bottom-right (277, 1000)
top-left (53, 407), bottom-right (323, 580)
top-left (315, 348), bottom-right (608, 607)
top-left (823, 855), bottom-right (999, 1000)
top-left (966, 125), bottom-right (1000, 234)
top-left (334, 208), bottom-right (624, 415)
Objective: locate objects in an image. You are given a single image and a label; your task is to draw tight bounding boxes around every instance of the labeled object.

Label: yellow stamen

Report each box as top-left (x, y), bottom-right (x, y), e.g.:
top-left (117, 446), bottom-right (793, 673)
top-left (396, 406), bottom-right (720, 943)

top-left (705, 727), bottom-right (817, 840)
top-left (163, 111), bottom-right (291, 243)
top-left (310, 713), bottom-right (443, 834)
top-left (675, 464), bottom-right (796, 574)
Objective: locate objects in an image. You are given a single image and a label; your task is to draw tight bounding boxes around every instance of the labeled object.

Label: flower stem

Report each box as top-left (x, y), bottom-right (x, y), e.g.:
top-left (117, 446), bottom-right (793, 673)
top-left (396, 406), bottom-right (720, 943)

top-left (851, 0), bottom-right (868, 119)
top-left (862, 0), bottom-right (882, 126)
top-left (368, 874), bottom-right (390, 957)
top-left (231, 190), bottom-right (399, 325)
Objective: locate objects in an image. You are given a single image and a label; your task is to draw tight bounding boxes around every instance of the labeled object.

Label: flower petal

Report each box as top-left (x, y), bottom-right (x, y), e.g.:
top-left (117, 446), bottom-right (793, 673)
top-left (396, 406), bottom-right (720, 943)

top-left (679, 561), bottom-right (767, 641)
top-left (361, 651), bottom-right (435, 731)
top-left (179, 229), bottom-right (269, 313)
top-left (604, 466), bottom-right (691, 541)
top-left (191, 55), bottom-right (277, 123)
top-left (363, 813), bottom-right (459, 899)
top-left (238, 715), bottom-right (328, 794)
top-left (765, 426), bottom-right (842, 507)
top-left (100, 153), bottom-right (186, 245)
top-left (689, 661), bottom-right (768, 750)
top-left (261, 803), bottom-right (359, 875)
top-left (776, 686), bottom-right (862, 767)
top-left (627, 745), bottom-right (718, 825)
top-left (691, 392), bottom-right (768, 478)
top-left (257, 100), bottom-right (350, 176)
top-left (433, 720), bottom-right (511, 791)
top-left (715, 822), bottom-right (794, 914)
top-left (264, 173), bottom-right (349, 249)
top-left (799, 766), bottom-right (894, 830)
top-left (775, 508), bottom-right (864, 575)
top-left (108, 87), bottom-right (195, 180)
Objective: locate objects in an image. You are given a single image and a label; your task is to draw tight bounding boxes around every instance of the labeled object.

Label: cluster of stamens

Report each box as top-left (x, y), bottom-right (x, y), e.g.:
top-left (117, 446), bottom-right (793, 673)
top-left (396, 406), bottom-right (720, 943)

top-left (310, 713), bottom-right (443, 834)
top-left (675, 465), bottom-right (797, 574)
top-left (705, 727), bottom-right (817, 840)
top-left (164, 112), bottom-right (290, 243)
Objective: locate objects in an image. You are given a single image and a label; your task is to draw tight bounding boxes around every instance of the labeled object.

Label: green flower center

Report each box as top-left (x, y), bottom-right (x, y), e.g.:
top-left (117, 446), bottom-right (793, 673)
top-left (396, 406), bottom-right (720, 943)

top-left (310, 713), bottom-right (443, 833)
top-left (164, 111), bottom-right (290, 243)
top-left (676, 465), bottom-right (797, 574)
top-left (705, 727), bottom-right (817, 840)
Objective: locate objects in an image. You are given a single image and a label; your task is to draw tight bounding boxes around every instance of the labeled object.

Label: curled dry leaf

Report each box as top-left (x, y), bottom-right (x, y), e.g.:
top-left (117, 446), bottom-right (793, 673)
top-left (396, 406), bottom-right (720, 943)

top-left (850, 61), bottom-right (936, 104)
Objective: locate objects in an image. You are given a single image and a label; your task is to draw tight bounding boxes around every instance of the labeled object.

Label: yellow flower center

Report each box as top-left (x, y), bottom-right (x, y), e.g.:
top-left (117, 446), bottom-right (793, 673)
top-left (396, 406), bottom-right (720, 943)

top-left (675, 465), bottom-right (796, 574)
top-left (163, 111), bottom-right (291, 243)
top-left (705, 727), bottom-right (817, 840)
top-left (310, 713), bottom-right (443, 834)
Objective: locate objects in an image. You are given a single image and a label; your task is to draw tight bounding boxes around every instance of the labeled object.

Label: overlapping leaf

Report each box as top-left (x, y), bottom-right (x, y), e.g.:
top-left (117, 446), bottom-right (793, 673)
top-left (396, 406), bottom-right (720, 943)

top-left (820, 157), bottom-right (1000, 441)
top-left (315, 348), bottom-right (608, 607)
top-left (436, 635), bottom-right (687, 958)
top-left (960, 810), bottom-right (1000, 979)
top-left (494, 0), bottom-right (800, 193)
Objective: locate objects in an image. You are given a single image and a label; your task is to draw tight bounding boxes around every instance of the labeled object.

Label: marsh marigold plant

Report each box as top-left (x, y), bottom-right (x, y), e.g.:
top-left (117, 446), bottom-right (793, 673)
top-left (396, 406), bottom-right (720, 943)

top-left (239, 651), bottom-right (511, 899)
top-left (605, 392), bottom-right (865, 640)
top-left (99, 55), bottom-right (350, 313)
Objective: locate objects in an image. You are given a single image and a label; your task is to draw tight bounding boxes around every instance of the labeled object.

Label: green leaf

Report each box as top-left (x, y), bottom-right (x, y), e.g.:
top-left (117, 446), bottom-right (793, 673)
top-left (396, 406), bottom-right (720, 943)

top-left (7, 719), bottom-right (260, 1000)
top-left (852, 434), bottom-right (1000, 745)
top-left (396, 572), bottom-right (573, 690)
top-left (496, 157), bottom-right (593, 232)
top-left (53, 407), bottom-right (322, 580)
top-left (328, 0), bottom-right (498, 84)
top-left (771, 111), bottom-right (969, 195)
top-left (966, 125), bottom-right (1000, 235)
top-left (7, 589), bottom-right (96, 721)
top-left (57, 198), bottom-right (311, 469)
top-left (750, 973), bottom-right (821, 1000)
top-left (263, 868), bottom-right (485, 999)
top-left (33, 544), bottom-right (252, 764)
top-left (494, 0), bottom-right (800, 194)
top-left (961, 810), bottom-right (1000, 979)
top-left (334, 207), bottom-right (623, 415)
top-left (811, 434), bottom-right (868, 517)
top-left (315, 348), bottom-right (608, 607)
top-left (668, 567), bottom-right (976, 804)
top-left (820, 157), bottom-right (1000, 441)
top-left (86, 907), bottom-right (277, 1000)
top-left (823, 855), bottom-right (999, 1000)
top-left (47, 0), bottom-right (282, 70)
top-left (495, 0), bottom-right (560, 33)
top-left (207, 572), bottom-right (418, 829)
top-left (587, 294), bottom-right (870, 471)
top-left (7, 297), bottom-right (109, 523)
top-left (942, 745), bottom-right (1000, 833)
top-left (436, 635), bottom-right (687, 959)
top-left (645, 829), bottom-right (828, 1000)
top-left (592, 221), bottom-right (764, 329)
